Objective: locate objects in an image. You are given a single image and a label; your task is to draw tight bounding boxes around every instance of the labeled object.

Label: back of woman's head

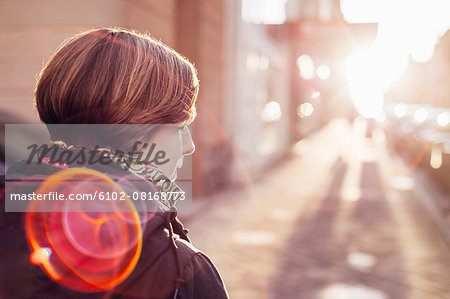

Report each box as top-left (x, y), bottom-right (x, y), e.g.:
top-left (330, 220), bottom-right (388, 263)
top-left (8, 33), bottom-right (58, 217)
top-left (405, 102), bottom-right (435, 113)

top-left (34, 28), bottom-right (199, 128)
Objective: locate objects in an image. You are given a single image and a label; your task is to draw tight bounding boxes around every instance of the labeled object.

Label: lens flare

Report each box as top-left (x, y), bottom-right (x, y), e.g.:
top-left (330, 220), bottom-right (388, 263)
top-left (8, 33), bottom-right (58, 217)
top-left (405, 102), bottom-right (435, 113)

top-left (30, 247), bottom-right (51, 265)
top-left (26, 168), bottom-right (143, 292)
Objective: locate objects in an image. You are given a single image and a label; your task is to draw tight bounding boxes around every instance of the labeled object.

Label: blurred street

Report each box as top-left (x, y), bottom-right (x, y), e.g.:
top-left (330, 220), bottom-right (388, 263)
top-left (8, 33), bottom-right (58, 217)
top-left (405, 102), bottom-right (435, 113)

top-left (182, 118), bottom-right (450, 299)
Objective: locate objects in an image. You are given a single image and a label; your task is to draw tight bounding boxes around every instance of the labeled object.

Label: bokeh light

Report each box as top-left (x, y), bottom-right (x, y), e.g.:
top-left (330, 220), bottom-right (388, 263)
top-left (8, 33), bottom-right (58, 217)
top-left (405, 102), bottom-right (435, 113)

top-left (414, 107), bottom-right (428, 124)
top-left (261, 101), bottom-right (282, 122)
top-left (436, 112), bottom-right (449, 127)
top-left (393, 104), bottom-right (407, 118)
top-left (317, 65), bottom-right (331, 80)
top-left (297, 103), bottom-right (314, 118)
top-left (297, 55), bottom-right (315, 80)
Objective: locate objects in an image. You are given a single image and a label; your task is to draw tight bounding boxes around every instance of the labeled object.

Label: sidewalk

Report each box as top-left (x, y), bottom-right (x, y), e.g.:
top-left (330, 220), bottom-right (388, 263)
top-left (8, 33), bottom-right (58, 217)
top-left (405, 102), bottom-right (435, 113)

top-left (179, 118), bottom-right (450, 299)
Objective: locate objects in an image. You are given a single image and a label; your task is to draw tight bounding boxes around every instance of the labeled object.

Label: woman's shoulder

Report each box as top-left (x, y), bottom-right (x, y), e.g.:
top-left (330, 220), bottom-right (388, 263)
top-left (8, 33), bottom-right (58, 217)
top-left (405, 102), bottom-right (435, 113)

top-left (174, 238), bottom-right (229, 299)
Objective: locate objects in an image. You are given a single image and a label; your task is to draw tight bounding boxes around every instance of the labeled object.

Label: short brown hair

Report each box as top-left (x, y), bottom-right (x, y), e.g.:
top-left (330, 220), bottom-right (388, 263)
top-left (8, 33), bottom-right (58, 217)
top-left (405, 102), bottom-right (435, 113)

top-left (34, 28), bottom-right (199, 128)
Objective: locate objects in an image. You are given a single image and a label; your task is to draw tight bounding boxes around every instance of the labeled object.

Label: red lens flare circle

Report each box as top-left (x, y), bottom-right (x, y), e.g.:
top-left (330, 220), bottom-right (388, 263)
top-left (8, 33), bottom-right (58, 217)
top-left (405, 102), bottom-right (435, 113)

top-left (26, 168), bottom-right (142, 292)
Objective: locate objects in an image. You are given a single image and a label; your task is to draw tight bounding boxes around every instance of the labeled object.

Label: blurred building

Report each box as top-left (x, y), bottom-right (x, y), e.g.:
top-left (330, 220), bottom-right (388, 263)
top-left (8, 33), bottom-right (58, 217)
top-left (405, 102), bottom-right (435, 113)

top-left (385, 29), bottom-right (450, 108)
top-left (434, 30), bottom-right (450, 108)
top-left (0, 0), bottom-right (180, 122)
top-left (223, 0), bottom-right (291, 187)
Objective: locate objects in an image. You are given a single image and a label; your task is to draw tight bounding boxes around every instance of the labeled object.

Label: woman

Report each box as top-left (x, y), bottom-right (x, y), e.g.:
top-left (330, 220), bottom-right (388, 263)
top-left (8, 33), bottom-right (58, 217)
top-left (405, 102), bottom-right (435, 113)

top-left (0, 28), bottom-right (229, 299)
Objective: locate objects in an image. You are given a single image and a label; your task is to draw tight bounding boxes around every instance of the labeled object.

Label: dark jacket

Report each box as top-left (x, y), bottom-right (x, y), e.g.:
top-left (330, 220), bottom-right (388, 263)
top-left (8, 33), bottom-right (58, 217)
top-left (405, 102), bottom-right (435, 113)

top-left (0, 154), bottom-right (229, 299)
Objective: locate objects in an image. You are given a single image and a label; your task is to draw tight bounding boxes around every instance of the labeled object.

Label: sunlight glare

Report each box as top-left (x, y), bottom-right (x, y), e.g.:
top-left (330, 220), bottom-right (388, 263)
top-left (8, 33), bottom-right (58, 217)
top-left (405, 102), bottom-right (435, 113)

top-left (342, 0), bottom-right (450, 64)
top-left (376, 111), bottom-right (387, 123)
top-left (345, 49), bottom-right (385, 118)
